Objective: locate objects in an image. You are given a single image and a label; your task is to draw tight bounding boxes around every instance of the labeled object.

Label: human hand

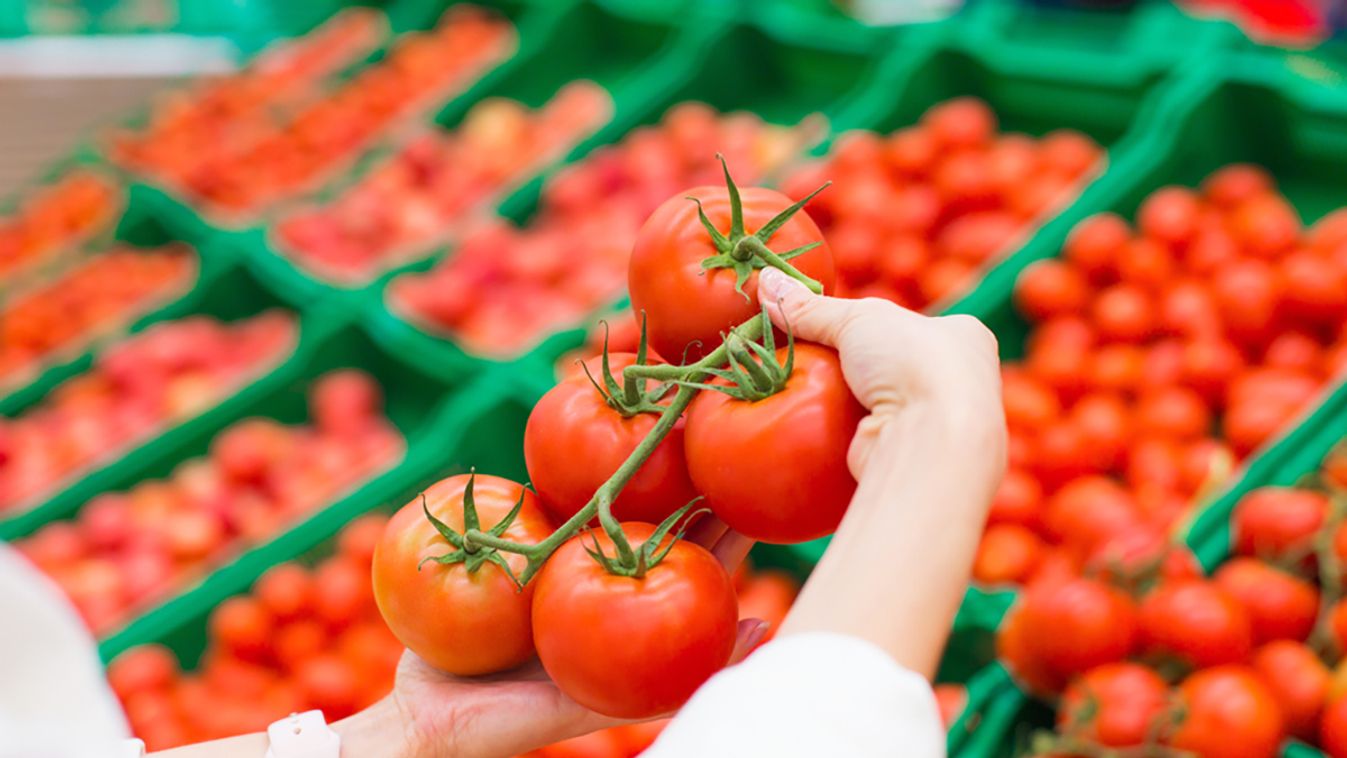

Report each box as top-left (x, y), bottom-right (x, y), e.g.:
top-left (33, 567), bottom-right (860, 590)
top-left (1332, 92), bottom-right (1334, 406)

top-left (757, 266), bottom-right (1005, 480)
top-left (340, 521), bottom-right (765, 758)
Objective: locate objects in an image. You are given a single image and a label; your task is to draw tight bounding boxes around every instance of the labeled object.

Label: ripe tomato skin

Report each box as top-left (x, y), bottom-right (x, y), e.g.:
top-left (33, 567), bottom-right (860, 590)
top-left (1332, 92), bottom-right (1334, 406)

top-left (1232, 487), bottom-right (1328, 562)
top-left (1058, 662), bottom-right (1170, 747)
top-left (525, 353), bottom-right (697, 525)
top-left (1214, 558), bottom-right (1319, 645)
top-left (1017, 577), bottom-right (1138, 685)
top-left (629, 185), bottom-right (835, 362)
top-left (1169, 665), bottom-right (1285, 758)
top-left (1138, 580), bottom-right (1254, 669)
top-left (683, 342), bottom-right (864, 544)
top-left (372, 474), bottom-right (554, 676)
top-left (1322, 694), bottom-right (1347, 758)
top-left (1252, 640), bottom-right (1329, 741)
top-left (532, 523), bottom-right (737, 719)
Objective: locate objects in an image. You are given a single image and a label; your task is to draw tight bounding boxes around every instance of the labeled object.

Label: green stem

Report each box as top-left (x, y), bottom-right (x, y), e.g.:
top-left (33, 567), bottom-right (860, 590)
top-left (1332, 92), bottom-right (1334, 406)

top-left (735, 235), bottom-right (823, 294)
top-left (462, 316), bottom-right (767, 584)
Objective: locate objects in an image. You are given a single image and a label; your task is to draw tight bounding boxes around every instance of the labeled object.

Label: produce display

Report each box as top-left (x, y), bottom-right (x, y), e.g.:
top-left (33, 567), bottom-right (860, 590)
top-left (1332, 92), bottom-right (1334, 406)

top-left (0, 245), bottom-right (196, 394)
top-left (1, 311), bottom-right (296, 515)
top-left (273, 81), bottom-right (614, 285)
top-left (780, 98), bottom-right (1103, 310)
top-left (973, 165), bottom-right (1347, 588)
top-left (17, 370), bottom-right (402, 634)
top-left (997, 443), bottom-right (1347, 758)
top-left (0, 170), bottom-right (122, 281)
top-left (108, 8), bottom-right (386, 197)
top-left (114, 6), bottom-right (515, 220)
top-left (386, 103), bottom-right (814, 358)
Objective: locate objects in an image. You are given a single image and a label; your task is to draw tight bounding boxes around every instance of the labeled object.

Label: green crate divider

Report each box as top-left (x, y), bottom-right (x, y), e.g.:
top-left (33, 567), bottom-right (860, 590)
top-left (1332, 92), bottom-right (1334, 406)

top-left (363, 9), bottom-right (891, 387)
top-left (239, 0), bottom-right (695, 309)
top-left (0, 206), bottom-right (233, 414)
top-left (0, 253), bottom-right (316, 541)
top-left (948, 661), bottom-right (1018, 757)
top-left (99, 369), bottom-right (533, 663)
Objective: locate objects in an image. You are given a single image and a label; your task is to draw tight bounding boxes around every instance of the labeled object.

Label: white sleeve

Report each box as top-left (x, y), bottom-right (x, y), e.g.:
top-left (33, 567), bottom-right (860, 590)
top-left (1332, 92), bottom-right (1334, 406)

top-left (0, 545), bottom-right (133, 758)
top-left (643, 632), bottom-right (945, 758)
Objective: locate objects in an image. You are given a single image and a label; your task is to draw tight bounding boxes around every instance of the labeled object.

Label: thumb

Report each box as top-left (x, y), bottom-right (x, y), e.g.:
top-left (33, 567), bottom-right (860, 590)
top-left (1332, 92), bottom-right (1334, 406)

top-left (758, 266), bottom-right (852, 347)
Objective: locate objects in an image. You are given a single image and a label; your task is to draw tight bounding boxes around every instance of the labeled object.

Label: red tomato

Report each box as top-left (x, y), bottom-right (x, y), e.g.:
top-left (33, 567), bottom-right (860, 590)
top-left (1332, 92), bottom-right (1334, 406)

top-left (1212, 259), bottom-right (1285, 346)
top-left (1138, 580), bottom-right (1254, 669)
top-left (1064, 213), bottom-right (1130, 284)
top-left (1252, 640), bottom-right (1329, 741)
top-left (1044, 476), bottom-right (1140, 554)
top-left (312, 558), bottom-right (373, 631)
top-left (1014, 260), bottom-right (1090, 321)
top-left (1117, 238), bottom-right (1175, 291)
top-left (1323, 693), bottom-right (1347, 758)
top-left (922, 97), bottom-right (996, 149)
top-left (1091, 284), bottom-right (1155, 343)
top-left (1232, 487), bottom-right (1327, 562)
top-left (295, 654), bottom-right (361, 719)
top-left (525, 353), bottom-right (697, 525)
top-left (629, 183), bottom-right (835, 362)
top-left (372, 474), bottom-right (554, 676)
top-left (1230, 194), bottom-right (1300, 258)
top-left (1202, 164), bottom-right (1273, 209)
top-left (532, 522), bottom-right (737, 719)
top-left (973, 524), bottom-right (1045, 586)
top-left (1214, 557), bottom-right (1319, 645)
top-left (683, 342), bottom-right (864, 544)
top-left (1134, 386), bottom-right (1211, 442)
top-left (108, 645), bottom-right (179, 700)
top-left (1169, 665), bottom-right (1285, 758)
top-left (1137, 186), bottom-right (1201, 247)
top-left (209, 597), bottom-right (274, 663)
top-left (987, 468), bottom-right (1045, 531)
top-left (1017, 577), bottom-right (1138, 684)
top-left (309, 370), bottom-right (381, 436)
top-left (1088, 344), bottom-right (1146, 396)
top-left (1282, 250), bottom-right (1347, 326)
top-left (254, 564), bottom-right (313, 622)
top-left (1058, 662), bottom-right (1170, 747)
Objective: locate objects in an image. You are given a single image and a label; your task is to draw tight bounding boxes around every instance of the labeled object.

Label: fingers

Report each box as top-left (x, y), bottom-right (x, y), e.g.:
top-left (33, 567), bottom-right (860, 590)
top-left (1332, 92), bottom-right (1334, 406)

top-left (684, 512), bottom-right (728, 549)
top-left (758, 267), bottom-right (854, 347)
top-left (728, 618), bottom-right (770, 663)
top-left (710, 530), bottom-right (754, 571)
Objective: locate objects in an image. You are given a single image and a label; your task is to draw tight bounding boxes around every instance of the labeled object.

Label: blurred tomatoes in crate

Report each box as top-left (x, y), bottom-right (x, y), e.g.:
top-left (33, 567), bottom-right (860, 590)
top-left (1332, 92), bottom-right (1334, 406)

top-left (0, 170), bottom-right (122, 284)
top-left (16, 369), bottom-right (402, 636)
top-left (273, 81), bottom-right (613, 286)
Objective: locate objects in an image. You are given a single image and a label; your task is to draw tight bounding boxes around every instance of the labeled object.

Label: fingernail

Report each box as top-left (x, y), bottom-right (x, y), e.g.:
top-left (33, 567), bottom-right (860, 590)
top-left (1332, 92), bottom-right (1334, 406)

top-left (745, 619), bottom-right (770, 650)
top-left (758, 267), bottom-right (800, 301)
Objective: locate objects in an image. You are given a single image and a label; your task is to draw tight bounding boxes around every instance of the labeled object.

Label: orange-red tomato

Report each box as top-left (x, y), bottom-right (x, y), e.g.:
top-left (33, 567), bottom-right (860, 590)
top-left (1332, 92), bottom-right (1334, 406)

top-left (1138, 580), bottom-right (1254, 669)
top-left (372, 474), bottom-right (553, 676)
top-left (1232, 487), bottom-right (1328, 562)
top-left (1169, 665), bottom-right (1285, 758)
top-left (1214, 557), bottom-right (1319, 645)
top-left (1016, 577), bottom-right (1138, 685)
top-left (973, 524), bottom-right (1045, 586)
top-left (1252, 640), bottom-right (1329, 741)
top-left (1058, 662), bottom-right (1170, 747)
top-left (532, 522), bottom-right (737, 719)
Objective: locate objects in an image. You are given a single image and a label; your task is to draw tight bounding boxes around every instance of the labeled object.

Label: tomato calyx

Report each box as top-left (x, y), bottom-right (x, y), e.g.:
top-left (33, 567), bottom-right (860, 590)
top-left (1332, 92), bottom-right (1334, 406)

top-left (583, 501), bottom-right (706, 579)
top-left (693, 154), bottom-right (829, 299)
top-left (419, 471), bottom-right (527, 588)
top-left (676, 305), bottom-right (794, 403)
top-left (578, 314), bottom-right (675, 418)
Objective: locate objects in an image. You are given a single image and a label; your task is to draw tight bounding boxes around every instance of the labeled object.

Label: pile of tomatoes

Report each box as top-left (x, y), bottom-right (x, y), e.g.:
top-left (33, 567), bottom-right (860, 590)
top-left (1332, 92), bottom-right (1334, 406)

top-left (0, 246), bottom-right (195, 392)
top-left (274, 81), bottom-right (612, 285)
top-left (106, 514), bottom-right (398, 751)
top-left (16, 370), bottom-right (401, 633)
top-left (999, 445), bottom-right (1347, 758)
top-left (386, 102), bottom-right (809, 358)
top-left (973, 164), bottom-right (1347, 589)
top-left (171, 6), bottom-right (515, 219)
top-left (0, 311), bottom-right (296, 515)
top-left (109, 9), bottom-right (384, 193)
top-left (779, 97), bottom-right (1101, 310)
top-left (0, 170), bottom-right (121, 281)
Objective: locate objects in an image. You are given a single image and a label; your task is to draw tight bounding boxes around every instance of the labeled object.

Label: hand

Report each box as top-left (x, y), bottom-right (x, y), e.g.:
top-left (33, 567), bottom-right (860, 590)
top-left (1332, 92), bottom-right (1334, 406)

top-left (339, 522), bottom-right (766, 758)
top-left (757, 266), bottom-right (1005, 480)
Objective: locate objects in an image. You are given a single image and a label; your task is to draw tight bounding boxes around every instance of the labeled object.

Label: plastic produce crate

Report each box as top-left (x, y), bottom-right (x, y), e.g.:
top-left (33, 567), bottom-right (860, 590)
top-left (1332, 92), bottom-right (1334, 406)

top-left (362, 4), bottom-right (889, 388)
top-left (97, 370), bottom-right (530, 660)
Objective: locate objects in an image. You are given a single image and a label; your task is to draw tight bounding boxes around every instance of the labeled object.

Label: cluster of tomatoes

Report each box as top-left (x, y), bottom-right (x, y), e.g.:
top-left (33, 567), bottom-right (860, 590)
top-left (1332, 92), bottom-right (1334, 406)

top-left (106, 515), bottom-right (398, 751)
top-left (999, 448), bottom-right (1347, 758)
top-left (172, 6), bottom-right (514, 219)
top-left (109, 9), bottom-right (383, 194)
top-left (274, 82), bottom-right (612, 285)
top-left (386, 102), bottom-right (808, 358)
top-left (16, 370), bottom-right (401, 633)
top-left (0, 246), bottom-right (195, 392)
top-left (373, 169), bottom-right (857, 720)
top-left (779, 97), bottom-right (1101, 310)
top-left (0, 312), bottom-right (295, 515)
top-left (974, 164), bottom-right (1347, 589)
top-left (0, 170), bottom-right (121, 281)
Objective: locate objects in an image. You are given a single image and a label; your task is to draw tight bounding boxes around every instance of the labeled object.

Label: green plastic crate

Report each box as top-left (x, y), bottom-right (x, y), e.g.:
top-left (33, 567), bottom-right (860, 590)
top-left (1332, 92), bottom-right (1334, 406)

top-left (99, 370), bottom-right (533, 662)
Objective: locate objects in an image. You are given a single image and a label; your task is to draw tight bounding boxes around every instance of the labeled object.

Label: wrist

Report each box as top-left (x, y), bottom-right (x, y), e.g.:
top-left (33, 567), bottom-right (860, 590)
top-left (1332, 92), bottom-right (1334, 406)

top-left (857, 395), bottom-right (1005, 498)
top-left (333, 696), bottom-right (416, 758)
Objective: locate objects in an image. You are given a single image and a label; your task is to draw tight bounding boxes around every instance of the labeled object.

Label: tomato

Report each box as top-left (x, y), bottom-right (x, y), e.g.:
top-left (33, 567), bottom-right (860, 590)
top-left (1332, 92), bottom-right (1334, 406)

top-left (525, 353), bottom-right (697, 525)
top-left (683, 342), bottom-right (864, 543)
top-left (1064, 213), bottom-right (1130, 284)
top-left (1044, 476), bottom-right (1140, 554)
top-left (1058, 662), bottom-right (1170, 747)
top-left (1002, 370), bottom-right (1063, 430)
top-left (210, 597), bottom-right (275, 663)
top-left (997, 600), bottom-right (1065, 694)
top-left (1230, 194), bottom-right (1300, 259)
top-left (1134, 386), bottom-right (1211, 442)
top-left (885, 128), bottom-right (938, 177)
top-left (1016, 577), bottom-right (1138, 685)
top-left (108, 645), bottom-right (179, 700)
top-left (254, 564), bottom-right (313, 622)
top-left (1138, 580), bottom-right (1254, 669)
top-left (735, 570), bottom-right (799, 639)
top-left (372, 474), bottom-right (554, 676)
top-left (1252, 640), bottom-right (1329, 741)
top-left (1282, 250), bottom-right (1347, 326)
top-left (987, 468), bottom-right (1045, 532)
top-left (312, 557), bottom-right (374, 631)
top-left (295, 654), bottom-right (361, 720)
top-left (1088, 344), bottom-right (1146, 396)
top-left (1214, 558), bottom-right (1318, 645)
top-left (532, 522), bottom-right (737, 719)
top-left (1323, 693), bottom-right (1347, 758)
top-left (1202, 164), bottom-right (1274, 209)
top-left (1117, 238), bottom-right (1175, 291)
top-left (1014, 260), bottom-right (1090, 321)
top-left (1040, 130), bottom-right (1100, 178)
top-left (1137, 186), bottom-right (1201, 247)
top-left (1232, 487), bottom-right (1327, 562)
top-left (1212, 259), bottom-right (1285, 346)
top-left (1091, 284), bottom-right (1155, 343)
top-left (629, 181), bottom-right (835, 362)
top-left (1169, 665), bottom-right (1285, 758)
top-left (1084, 526), bottom-right (1201, 586)
top-left (1159, 280), bottom-right (1221, 338)
top-left (922, 97), bottom-right (996, 149)
top-left (973, 524), bottom-right (1045, 586)
top-left (310, 370), bottom-right (381, 436)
